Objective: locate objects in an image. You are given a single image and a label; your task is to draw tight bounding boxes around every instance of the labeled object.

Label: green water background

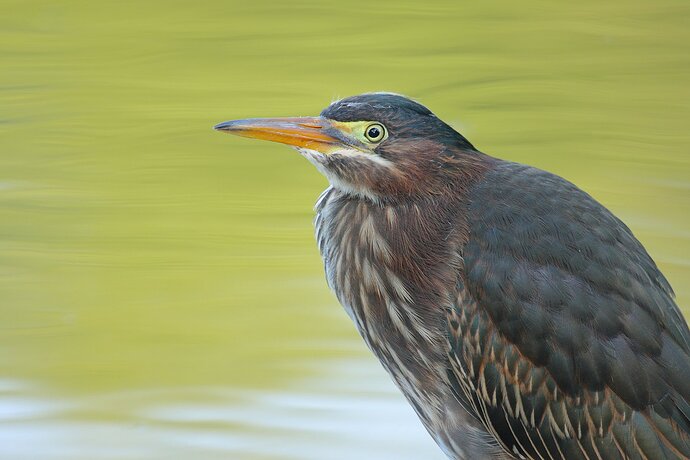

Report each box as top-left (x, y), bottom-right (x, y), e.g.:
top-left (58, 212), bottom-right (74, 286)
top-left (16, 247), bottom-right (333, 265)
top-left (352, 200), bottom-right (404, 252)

top-left (1, 1), bottom-right (689, 458)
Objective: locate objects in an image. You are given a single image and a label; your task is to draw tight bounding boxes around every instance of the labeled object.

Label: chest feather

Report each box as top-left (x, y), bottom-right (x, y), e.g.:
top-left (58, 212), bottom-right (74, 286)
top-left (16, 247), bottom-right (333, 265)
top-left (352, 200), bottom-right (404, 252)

top-left (315, 190), bottom-right (461, 414)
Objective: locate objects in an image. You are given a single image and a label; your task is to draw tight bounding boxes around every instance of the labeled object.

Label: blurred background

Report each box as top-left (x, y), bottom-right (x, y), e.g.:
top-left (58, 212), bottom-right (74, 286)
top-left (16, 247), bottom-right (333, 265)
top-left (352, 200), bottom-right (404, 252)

top-left (1, 1), bottom-right (689, 458)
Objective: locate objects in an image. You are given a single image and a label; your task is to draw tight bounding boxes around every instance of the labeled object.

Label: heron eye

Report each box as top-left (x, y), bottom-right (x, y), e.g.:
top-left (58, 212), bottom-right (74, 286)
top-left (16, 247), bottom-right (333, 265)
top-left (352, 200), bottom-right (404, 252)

top-left (364, 123), bottom-right (386, 143)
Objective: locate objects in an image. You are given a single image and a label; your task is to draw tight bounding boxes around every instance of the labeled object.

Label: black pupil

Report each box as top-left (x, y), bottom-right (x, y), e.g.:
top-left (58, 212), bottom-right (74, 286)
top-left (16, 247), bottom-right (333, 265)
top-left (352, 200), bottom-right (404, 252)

top-left (368, 126), bottom-right (381, 139)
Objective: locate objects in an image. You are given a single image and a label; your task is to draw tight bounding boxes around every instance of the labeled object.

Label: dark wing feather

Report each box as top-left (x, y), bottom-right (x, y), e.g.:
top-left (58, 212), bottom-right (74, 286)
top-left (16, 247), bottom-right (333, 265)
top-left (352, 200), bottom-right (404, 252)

top-left (448, 162), bottom-right (690, 459)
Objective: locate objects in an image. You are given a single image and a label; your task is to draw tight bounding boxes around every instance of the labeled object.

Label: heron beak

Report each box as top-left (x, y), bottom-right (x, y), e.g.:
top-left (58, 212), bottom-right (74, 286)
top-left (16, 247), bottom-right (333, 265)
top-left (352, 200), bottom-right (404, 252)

top-left (214, 117), bottom-right (345, 154)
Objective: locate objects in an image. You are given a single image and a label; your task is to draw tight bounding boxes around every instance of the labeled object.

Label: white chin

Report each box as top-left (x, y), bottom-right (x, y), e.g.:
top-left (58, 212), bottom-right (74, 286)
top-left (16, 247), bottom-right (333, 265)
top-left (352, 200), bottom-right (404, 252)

top-left (296, 147), bottom-right (326, 165)
top-left (295, 147), bottom-right (382, 203)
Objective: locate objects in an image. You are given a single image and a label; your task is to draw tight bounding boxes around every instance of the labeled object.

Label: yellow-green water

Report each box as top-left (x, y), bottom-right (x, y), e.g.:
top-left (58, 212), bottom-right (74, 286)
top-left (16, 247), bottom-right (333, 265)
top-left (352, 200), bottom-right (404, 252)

top-left (1, 1), bottom-right (689, 458)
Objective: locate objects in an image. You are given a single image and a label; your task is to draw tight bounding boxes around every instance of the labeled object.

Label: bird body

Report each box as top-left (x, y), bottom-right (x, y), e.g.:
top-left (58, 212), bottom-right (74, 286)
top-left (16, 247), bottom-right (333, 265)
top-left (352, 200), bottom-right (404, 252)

top-left (215, 93), bottom-right (690, 459)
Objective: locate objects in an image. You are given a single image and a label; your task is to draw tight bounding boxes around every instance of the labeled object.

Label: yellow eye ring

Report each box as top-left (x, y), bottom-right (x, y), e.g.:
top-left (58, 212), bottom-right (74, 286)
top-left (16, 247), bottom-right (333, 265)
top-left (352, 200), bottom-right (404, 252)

top-left (364, 123), bottom-right (386, 143)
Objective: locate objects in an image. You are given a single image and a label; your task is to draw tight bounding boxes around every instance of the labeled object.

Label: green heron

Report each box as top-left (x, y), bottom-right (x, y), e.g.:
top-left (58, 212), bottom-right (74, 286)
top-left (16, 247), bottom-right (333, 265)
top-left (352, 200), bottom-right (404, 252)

top-left (214, 93), bottom-right (690, 459)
